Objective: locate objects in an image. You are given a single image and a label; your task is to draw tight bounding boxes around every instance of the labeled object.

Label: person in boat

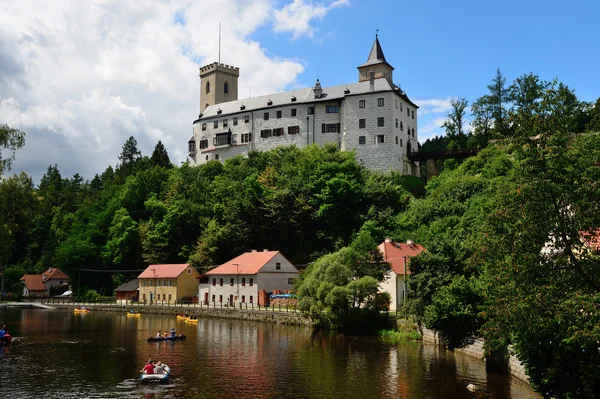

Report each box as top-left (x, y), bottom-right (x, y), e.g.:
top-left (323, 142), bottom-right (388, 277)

top-left (0, 325), bottom-right (6, 343)
top-left (154, 361), bottom-right (165, 374)
top-left (163, 331), bottom-right (168, 338)
top-left (184, 312), bottom-right (189, 318)
top-left (156, 331), bottom-right (162, 338)
top-left (170, 328), bottom-right (176, 337)
top-left (140, 359), bottom-right (154, 374)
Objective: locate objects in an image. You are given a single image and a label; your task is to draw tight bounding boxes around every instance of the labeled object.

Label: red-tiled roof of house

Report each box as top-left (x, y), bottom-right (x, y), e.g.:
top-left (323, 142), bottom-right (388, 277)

top-left (138, 264), bottom-right (191, 279)
top-left (378, 240), bottom-right (426, 275)
top-left (206, 251), bottom-right (281, 275)
top-left (20, 274), bottom-right (47, 292)
top-left (580, 229), bottom-right (600, 252)
top-left (42, 268), bottom-right (69, 282)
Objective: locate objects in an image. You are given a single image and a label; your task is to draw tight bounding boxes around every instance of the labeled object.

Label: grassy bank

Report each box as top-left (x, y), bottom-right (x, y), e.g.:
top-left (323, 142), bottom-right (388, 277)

top-left (378, 328), bottom-right (421, 342)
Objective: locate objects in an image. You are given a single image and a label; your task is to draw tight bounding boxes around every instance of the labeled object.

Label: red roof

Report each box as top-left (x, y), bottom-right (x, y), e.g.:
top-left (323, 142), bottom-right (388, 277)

top-left (138, 264), bottom-right (192, 279)
top-left (42, 268), bottom-right (69, 282)
top-left (20, 274), bottom-right (47, 292)
top-left (581, 229), bottom-right (600, 252)
top-left (378, 241), bottom-right (426, 275)
top-left (206, 251), bottom-right (281, 275)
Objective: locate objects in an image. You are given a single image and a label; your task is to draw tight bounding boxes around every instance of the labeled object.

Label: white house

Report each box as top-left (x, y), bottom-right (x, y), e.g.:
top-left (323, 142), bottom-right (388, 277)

top-left (199, 250), bottom-right (299, 306)
top-left (378, 239), bottom-right (426, 311)
top-left (20, 267), bottom-right (70, 297)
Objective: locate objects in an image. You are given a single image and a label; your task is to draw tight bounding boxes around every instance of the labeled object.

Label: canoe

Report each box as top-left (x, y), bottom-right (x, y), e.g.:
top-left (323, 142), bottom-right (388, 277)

top-left (185, 318), bottom-right (198, 323)
top-left (126, 312), bottom-right (141, 317)
top-left (147, 334), bottom-right (186, 342)
top-left (140, 365), bottom-right (170, 383)
top-left (74, 308), bottom-right (89, 313)
top-left (0, 333), bottom-right (12, 345)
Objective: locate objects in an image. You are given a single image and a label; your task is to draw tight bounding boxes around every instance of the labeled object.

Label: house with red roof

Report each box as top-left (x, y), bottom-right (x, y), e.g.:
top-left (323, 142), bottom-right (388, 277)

top-left (20, 267), bottom-right (70, 297)
top-left (199, 250), bottom-right (299, 306)
top-left (378, 238), bottom-right (426, 311)
top-left (138, 264), bottom-right (200, 304)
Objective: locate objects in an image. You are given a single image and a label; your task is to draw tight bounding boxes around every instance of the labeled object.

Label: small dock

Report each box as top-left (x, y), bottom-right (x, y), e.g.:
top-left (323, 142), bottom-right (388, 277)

top-left (0, 302), bottom-right (55, 309)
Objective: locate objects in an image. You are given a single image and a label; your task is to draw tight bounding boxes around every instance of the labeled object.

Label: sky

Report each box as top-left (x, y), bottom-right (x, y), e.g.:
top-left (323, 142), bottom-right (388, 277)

top-left (1, 0), bottom-right (599, 183)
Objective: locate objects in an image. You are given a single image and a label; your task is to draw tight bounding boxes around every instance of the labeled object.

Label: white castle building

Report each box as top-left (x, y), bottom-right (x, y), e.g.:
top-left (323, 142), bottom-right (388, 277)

top-left (188, 36), bottom-right (419, 175)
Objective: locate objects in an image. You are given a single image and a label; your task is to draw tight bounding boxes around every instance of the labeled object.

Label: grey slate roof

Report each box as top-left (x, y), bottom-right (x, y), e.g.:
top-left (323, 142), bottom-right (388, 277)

top-left (358, 36), bottom-right (394, 69)
top-left (115, 279), bottom-right (139, 292)
top-left (197, 78), bottom-right (414, 121)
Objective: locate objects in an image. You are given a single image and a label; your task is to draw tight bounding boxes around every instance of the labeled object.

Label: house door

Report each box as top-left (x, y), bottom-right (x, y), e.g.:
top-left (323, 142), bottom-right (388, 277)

top-left (229, 294), bottom-right (234, 304)
top-left (204, 292), bottom-right (208, 304)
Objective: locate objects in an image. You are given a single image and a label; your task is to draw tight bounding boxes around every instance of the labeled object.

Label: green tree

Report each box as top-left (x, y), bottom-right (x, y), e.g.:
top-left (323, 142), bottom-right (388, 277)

top-left (0, 124), bottom-right (26, 174)
top-left (116, 136), bottom-right (142, 180)
top-left (150, 140), bottom-right (172, 168)
top-left (585, 97), bottom-right (600, 132)
top-left (441, 97), bottom-right (469, 149)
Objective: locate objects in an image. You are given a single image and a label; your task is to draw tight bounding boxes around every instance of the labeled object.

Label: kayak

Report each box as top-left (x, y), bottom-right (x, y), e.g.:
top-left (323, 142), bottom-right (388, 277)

top-left (147, 334), bottom-right (186, 342)
top-left (74, 308), bottom-right (89, 313)
top-left (126, 312), bottom-right (141, 317)
top-left (185, 318), bottom-right (198, 323)
top-left (176, 315), bottom-right (188, 320)
top-left (0, 333), bottom-right (12, 345)
top-left (140, 365), bottom-right (170, 383)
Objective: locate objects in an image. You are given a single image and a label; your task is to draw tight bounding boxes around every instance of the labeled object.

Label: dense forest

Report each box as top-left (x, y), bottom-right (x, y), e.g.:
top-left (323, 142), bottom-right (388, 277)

top-left (2, 70), bottom-right (600, 398)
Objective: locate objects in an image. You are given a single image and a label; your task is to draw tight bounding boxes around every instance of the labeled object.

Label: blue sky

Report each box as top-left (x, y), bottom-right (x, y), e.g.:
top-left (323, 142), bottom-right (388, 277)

top-left (1, 0), bottom-right (599, 182)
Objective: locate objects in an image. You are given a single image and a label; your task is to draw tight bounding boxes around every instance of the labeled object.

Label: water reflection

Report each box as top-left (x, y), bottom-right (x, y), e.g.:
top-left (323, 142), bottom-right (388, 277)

top-left (0, 308), bottom-right (538, 398)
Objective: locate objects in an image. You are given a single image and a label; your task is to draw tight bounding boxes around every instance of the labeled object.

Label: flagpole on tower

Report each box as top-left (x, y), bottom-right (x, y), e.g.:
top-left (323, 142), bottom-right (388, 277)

top-left (218, 22), bottom-right (221, 64)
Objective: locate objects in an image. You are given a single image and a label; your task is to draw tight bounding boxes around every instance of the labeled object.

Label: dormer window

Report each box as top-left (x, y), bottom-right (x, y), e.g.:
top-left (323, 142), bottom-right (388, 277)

top-left (240, 104), bottom-right (246, 110)
top-left (267, 99), bottom-right (273, 106)
top-left (344, 87), bottom-right (350, 94)
top-left (217, 109), bottom-right (222, 115)
top-left (291, 95), bottom-right (297, 102)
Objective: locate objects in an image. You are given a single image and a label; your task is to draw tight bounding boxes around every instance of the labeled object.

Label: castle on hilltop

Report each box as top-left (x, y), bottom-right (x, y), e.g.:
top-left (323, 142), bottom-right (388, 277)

top-left (188, 36), bottom-right (419, 175)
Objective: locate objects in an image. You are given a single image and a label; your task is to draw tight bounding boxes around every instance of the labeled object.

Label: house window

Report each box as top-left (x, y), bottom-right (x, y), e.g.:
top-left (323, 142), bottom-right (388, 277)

top-left (230, 278), bottom-right (234, 286)
top-left (143, 294), bottom-right (146, 300)
top-left (163, 294), bottom-right (166, 300)
top-left (229, 294), bottom-right (233, 303)
top-left (219, 295), bottom-right (223, 303)
top-left (244, 115), bottom-right (250, 123)
top-left (288, 126), bottom-right (300, 135)
top-left (264, 112), bottom-right (269, 120)
top-left (233, 117), bottom-right (238, 126)
top-left (359, 100), bottom-right (365, 108)
top-left (250, 295), bottom-right (254, 303)
top-left (223, 119), bottom-right (228, 128)
top-left (377, 98), bottom-right (384, 106)
top-left (202, 123), bottom-right (207, 131)
top-left (276, 110), bottom-right (282, 119)
top-left (206, 81), bottom-right (210, 94)
top-left (163, 279), bottom-right (167, 286)
top-left (242, 278), bottom-right (246, 287)
top-left (358, 119), bottom-right (366, 129)
top-left (359, 136), bottom-right (366, 145)
top-left (242, 295), bottom-right (246, 303)
top-left (307, 107), bottom-right (314, 115)
top-left (400, 121), bottom-right (404, 131)
top-left (169, 279), bottom-right (173, 286)
top-left (276, 262), bottom-right (281, 270)
top-left (224, 82), bottom-right (228, 94)
top-left (150, 280), bottom-right (153, 286)
top-left (273, 128), bottom-right (284, 137)
top-left (241, 133), bottom-right (252, 143)
top-left (212, 294), bottom-right (215, 302)
top-left (213, 121), bottom-right (218, 128)
top-left (395, 119), bottom-right (399, 128)
top-left (377, 135), bottom-right (385, 143)
top-left (250, 278), bottom-right (253, 286)
top-left (260, 129), bottom-right (272, 138)
top-left (199, 139), bottom-right (208, 149)
top-left (212, 278), bottom-right (216, 286)
top-left (396, 136), bottom-right (399, 145)
top-left (156, 279), bottom-right (160, 287)
top-left (205, 155), bottom-right (209, 160)
top-left (215, 154), bottom-right (219, 160)
top-left (412, 110), bottom-right (415, 119)
top-left (291, 108), bottom-right (297, 117)
top-left (326, 105), bottom-right (339, 113)
top-left (288, 278), bottom-right (295, 285)
top-left (219, 278), bottom-right (223, 286)
top-left (188, 268), bottom-right (192, 274)
top-left (322, 123), bottom-right (340, 133)
top-left (377, 117), bottom-right (384, 127)
top-left (168, 294), bottom-right (172, 301)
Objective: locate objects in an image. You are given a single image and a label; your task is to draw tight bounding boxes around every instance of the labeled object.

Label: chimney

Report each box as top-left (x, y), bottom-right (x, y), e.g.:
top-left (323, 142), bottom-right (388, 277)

top-left (384, 238), bottom-right (392, 243)
top-left (251, 249), bottom-right (257, 252)
top-left (263, 249), bottom-right (269, 252)
top-left (407, 239), bottom-right (414, 247)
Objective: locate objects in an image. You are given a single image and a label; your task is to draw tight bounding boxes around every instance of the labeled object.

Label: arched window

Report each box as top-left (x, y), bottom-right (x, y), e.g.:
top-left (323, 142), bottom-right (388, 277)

top-left (224, 82), bottom-right (229, 94)
top-left (206, 81), bottom-right (210, 94)
top-left (205, 104), bottom-right (209, 110)
top-left (215, 154), bottom-right (220, 160)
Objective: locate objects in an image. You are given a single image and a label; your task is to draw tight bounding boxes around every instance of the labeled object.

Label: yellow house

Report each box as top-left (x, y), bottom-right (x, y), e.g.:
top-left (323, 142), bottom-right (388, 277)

top-left (138, 264), bottom-right (200, 304)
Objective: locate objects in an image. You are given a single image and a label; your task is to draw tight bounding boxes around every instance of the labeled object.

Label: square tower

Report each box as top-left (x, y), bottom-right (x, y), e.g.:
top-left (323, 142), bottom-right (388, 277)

top-left (199, 62), bottom-right (240, 113)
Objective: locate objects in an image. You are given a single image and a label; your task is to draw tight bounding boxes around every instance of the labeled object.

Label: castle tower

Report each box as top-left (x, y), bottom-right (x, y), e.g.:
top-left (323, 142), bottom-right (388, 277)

top-left (357, 35), bottom-right (394, 84)
top-left (199, 62), bottom-right (240, 114)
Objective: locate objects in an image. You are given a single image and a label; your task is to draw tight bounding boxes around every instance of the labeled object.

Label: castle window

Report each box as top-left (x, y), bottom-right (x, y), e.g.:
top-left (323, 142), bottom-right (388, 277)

top-left (359, 136), bottom-right (366, 145)
top-left (377, 135), bottom-right (385, 143)
top-left (260, 129), bottom-right (272, 138)
top-left (400, 103), bottom-right (403, 111)
top-left (223, 119), bottom-right (228, 128)
top-left (307, 107), bottom-right (314, 115)
top-left (241, 133), bottom-right (252, 143)
top-left (206, 81), bottom-right (210, 94)
top-left (273, 128), bottom-right (284, 137)
top-left (326, 105), bottom-right (339, 113)
top-left (400, 138), bottom-right (403, 147)
top-left (377, 98), bottom-right (384, 107)
top-left (291, 108), bottom-right (297, 117)
top-left (202, 123), bottom-right (207, 131)
top-left (288, 126), bottom-right (300, 135)
top-left (224, 82), bottom-right (228, 94)
top-left (407, 108), bottom-right (410, 116)
top-left (214, 132), bottom-right (232, 146)
top-left (205, 103), bottom-right (210, 110)
top-left (322, 123), bottom-right (340, 133)
top-left (215, 154), bottom-right (220, 160)
top-left (412, 110), bottom-right (415, 119)
top-left (213, 121), bottom-right (218, 128)
top-left (233, 117), bottom-right (238, 126)
top-left (400, 121), bottom-right (404, 131)
top-left (377, 117), bottom-right (384, 127)
top-left (244, 115), bottom-right (250, 123)
top-left (188, 141), bottom-right (195, 152)
top-left (205, 155), bottom-right (209, 160)
top-left (395, 99), bottom-right (398, 108)
top-left (359, 100), bottom-right (365, 108)
top-left (199, 139), bottom-right (208, 149)
top-left (264, 112), bottom-right (269, 120)
top-left (395, 119), bottom-right (399, 128)
top-left (412, 128), bottom-right (415, 137)
top-left (396, 136), bottom-right (399, 145)
top-left (276, 110), bottom-right (282, 119)
top-left (359, 119), bottom-right (366, 129)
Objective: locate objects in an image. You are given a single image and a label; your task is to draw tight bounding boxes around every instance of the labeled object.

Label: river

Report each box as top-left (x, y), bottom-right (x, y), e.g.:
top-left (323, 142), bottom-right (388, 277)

top-left (0, 307), bottom-right (537, 398)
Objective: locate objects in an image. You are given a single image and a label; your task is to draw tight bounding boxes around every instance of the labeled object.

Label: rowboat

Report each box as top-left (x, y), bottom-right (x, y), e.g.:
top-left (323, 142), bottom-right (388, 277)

top-left (185, 318), bottom-right (198, 324)
top-left (140, 365), bottom-right (170, 383)
top-left (147, 334), bottom-right (186, 342)
top-left (126, 312), bottom-right (141, 317)
top-left (74, 307), bottom-right (89, 313)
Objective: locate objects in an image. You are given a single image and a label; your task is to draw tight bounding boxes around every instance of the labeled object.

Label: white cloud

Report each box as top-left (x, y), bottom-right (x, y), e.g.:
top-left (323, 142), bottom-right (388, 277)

top-left (0, 0), bottom-right (339, 182)
top-left (273, 0), bottom-right (349, 39)
top-left (414, 98), bottom-right (452, 115)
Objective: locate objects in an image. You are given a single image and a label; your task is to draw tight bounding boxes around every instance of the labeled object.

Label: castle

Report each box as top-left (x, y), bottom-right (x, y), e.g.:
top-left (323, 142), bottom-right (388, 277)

top-left (188, 36), bottom-right (419, 175)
